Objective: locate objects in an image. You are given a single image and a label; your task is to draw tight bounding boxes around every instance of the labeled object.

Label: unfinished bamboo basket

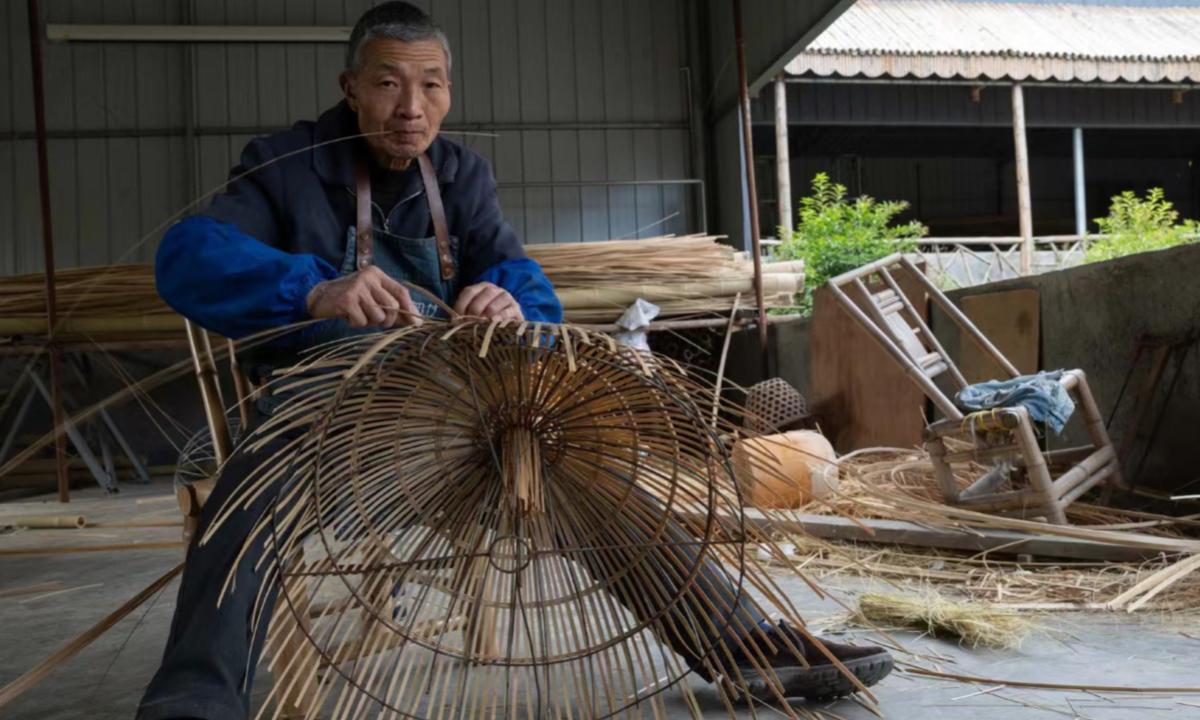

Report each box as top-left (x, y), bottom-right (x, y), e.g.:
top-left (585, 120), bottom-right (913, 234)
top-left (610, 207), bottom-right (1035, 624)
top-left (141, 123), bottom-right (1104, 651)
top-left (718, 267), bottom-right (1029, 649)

top-left (201, 320), bottom-right (844, 720)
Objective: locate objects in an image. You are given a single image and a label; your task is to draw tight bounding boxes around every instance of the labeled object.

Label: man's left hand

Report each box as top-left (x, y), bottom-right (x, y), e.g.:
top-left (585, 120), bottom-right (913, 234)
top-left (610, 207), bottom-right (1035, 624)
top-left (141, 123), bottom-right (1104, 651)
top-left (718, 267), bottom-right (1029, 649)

top-left (453, 282), bottom-right (524, 322)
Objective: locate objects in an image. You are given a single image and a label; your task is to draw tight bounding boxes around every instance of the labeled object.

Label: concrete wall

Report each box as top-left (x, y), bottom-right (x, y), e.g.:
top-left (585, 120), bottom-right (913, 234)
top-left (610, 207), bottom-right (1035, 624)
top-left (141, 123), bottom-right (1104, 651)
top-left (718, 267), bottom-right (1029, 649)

top-left (932, 243), bottom-right (1200, 495)
top-left (725, 244), bottom-right (1200, 495)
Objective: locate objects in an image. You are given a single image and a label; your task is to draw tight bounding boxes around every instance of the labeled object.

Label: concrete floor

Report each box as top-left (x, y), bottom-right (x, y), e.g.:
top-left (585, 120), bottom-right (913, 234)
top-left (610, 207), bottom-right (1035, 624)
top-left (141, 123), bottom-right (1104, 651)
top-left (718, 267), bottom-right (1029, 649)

top-left (2, 482), bottom-right (1198, 720)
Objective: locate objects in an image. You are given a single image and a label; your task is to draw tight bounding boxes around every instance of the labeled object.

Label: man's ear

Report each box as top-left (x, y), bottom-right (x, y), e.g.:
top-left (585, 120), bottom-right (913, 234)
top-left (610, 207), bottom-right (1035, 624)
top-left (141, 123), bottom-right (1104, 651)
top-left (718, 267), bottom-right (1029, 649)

top-left (339, 72), bottom-right (358, 111)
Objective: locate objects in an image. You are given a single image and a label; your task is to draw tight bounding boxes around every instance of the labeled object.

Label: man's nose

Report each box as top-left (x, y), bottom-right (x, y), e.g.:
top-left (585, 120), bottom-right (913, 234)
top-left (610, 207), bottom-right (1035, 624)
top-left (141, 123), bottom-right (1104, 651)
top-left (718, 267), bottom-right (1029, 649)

top-left (395, 88), bottom-right (424, 119)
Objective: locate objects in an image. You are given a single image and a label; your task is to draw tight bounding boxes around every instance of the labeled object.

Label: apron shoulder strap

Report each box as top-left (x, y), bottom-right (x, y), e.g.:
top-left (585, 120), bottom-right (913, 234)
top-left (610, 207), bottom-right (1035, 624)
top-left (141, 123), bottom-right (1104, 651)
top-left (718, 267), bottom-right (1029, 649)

top-left (417, 153), bottom-right (456, 282)
top-left (354, 154), bottom-right (374, 272)
top-left (353, 152), bottom-right (456, 283)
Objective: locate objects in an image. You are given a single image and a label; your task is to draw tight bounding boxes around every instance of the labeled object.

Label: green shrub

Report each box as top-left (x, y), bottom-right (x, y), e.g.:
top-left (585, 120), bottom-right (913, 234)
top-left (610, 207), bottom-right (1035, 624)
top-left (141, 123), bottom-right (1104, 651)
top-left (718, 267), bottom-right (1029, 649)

top-left (1085, 188), bottom-right (1198, 263)
top-left (777, 173), bottom-right (926, 314)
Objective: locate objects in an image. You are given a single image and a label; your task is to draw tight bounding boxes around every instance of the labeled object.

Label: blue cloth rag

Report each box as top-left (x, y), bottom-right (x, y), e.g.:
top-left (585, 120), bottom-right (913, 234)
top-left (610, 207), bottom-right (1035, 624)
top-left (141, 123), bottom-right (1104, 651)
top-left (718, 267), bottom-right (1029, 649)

top-left (955, 370), bottom-right (1075, 434)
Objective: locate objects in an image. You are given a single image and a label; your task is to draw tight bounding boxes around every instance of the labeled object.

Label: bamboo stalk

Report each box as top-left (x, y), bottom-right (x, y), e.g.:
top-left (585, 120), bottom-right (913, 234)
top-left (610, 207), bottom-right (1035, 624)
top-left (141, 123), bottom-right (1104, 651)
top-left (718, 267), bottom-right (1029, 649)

top-left (6, 514), bottom-right (86, 529)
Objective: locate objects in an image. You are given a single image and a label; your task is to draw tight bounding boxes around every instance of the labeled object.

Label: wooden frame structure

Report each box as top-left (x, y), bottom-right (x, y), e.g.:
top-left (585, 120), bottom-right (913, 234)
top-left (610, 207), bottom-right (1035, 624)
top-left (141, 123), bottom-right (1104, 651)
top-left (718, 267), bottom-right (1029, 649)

top-left (177, 321), bottom-right (499, 717)
top-left (826, 253), bottom-right (1124, 525)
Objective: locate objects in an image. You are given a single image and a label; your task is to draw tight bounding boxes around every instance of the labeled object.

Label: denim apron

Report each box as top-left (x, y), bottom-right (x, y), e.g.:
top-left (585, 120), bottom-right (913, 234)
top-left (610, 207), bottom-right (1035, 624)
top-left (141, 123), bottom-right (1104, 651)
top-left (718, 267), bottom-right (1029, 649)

top-left (257, 152), bottom-right (460, 415)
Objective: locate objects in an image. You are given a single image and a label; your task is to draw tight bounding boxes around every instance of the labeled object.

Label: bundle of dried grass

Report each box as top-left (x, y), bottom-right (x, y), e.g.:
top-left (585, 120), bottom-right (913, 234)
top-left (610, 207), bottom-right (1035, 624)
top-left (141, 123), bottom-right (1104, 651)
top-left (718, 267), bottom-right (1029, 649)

top-left (856, 591), bottom-right (1038, 649)
top-left (201, 320), bottom-right (842, 720)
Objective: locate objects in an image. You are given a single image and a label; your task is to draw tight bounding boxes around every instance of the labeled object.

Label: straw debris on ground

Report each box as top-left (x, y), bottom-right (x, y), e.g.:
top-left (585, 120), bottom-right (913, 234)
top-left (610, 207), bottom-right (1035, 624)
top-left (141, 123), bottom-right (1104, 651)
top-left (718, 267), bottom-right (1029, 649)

top-left (779, 446), bottom-right (1200, 614)
top-left (855, 591), bottom-right (1039, 648)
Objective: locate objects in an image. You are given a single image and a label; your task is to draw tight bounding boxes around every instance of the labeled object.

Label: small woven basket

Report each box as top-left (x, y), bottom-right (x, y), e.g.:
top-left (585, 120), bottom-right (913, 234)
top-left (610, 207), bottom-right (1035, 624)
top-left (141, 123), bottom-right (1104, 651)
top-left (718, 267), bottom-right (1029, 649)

top-left (745, 377), bottom-right (811, 434)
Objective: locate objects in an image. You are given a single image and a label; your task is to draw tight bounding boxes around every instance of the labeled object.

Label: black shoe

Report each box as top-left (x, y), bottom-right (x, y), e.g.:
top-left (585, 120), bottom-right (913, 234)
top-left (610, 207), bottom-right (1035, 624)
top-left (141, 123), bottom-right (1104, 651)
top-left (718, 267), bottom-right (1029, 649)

top-left (722, 622), bottom-right (893, 702)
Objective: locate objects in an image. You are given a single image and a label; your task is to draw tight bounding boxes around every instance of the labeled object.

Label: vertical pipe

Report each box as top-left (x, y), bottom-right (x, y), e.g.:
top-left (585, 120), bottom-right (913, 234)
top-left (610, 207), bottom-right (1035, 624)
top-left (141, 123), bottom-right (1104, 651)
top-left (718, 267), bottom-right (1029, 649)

top-left (732, 0), bottom-right (769, 371)
top-left (774, 73), bottom-right (793, 236)
top-left (1011, 82), bottom-right (1034, 274)
top-left (1073, 127), bottom-right (1086, 236)
top-left (26, 0), bottom-right (70, 503)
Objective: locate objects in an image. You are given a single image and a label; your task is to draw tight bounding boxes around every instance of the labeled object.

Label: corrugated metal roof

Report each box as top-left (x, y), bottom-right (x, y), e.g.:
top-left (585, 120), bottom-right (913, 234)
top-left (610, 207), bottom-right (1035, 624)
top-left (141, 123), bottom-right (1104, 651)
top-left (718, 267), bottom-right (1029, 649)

top-left (787, 1), bottom-right (1200, 82)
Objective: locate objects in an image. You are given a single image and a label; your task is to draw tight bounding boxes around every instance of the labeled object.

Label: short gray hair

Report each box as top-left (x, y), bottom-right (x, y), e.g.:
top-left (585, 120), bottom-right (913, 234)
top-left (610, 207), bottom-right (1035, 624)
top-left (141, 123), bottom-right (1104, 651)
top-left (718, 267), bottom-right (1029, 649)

top-left (345, 2), bottom-right (452, 75)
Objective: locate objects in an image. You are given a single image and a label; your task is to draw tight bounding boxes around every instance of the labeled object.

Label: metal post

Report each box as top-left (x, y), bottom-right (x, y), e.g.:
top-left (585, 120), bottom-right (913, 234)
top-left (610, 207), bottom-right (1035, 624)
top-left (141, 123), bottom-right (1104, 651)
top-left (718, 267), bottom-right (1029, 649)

top-left (1073, 127), bottom-right (1086, 236)
top-left (774, 73), bottom-right (793, 236)
top-left (26, 0), bottom-right (70, 502)
top-left (732, 0), bottom-right (769, 372)
top-left (1011, 82), bottom-right (1034, 275)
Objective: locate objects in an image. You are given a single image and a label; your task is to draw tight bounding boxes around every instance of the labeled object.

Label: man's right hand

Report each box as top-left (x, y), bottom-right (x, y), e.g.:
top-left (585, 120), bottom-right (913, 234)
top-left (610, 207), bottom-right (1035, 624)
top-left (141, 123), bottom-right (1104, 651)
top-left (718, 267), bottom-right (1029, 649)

top-left (305, 266), bottom-right (423, 328)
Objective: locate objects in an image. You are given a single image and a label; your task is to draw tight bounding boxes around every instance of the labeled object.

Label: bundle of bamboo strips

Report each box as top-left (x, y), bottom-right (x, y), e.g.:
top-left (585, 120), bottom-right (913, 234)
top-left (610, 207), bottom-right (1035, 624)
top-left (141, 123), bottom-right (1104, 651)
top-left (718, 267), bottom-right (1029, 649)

top-left (0, 265), bottom-right (168, 317)
top-left (528, 235), bottom-right (803, 322)
top-left (0, 264), bottom-right (182, 338)
top-left (0, 235), bottom-right (804, 331)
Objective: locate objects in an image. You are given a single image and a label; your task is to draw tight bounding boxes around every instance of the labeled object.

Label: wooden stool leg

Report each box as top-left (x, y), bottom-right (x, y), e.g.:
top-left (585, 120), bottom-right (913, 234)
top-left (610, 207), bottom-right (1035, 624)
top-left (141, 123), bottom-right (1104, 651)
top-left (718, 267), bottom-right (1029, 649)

top-left (1013, 413), bottom-right (1068, 525)
top-left (1067, 370), bottom-right (1126, 500)
top-left (926, 437), bottom-right (961, 504)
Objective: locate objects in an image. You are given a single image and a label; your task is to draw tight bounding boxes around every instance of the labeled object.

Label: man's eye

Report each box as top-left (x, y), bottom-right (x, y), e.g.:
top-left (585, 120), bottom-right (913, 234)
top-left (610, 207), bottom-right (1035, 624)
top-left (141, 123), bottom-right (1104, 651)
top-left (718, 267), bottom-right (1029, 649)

top-left (381, 80), bottom-right (398, 88)
top-left (425, 82), bottom-right (442, 90)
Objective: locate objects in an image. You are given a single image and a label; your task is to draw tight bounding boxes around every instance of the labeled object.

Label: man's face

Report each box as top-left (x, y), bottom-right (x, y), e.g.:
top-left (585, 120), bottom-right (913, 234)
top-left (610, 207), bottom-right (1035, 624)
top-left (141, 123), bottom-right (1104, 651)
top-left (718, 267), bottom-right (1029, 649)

top-left (341, 37), bottom-right (451, 168)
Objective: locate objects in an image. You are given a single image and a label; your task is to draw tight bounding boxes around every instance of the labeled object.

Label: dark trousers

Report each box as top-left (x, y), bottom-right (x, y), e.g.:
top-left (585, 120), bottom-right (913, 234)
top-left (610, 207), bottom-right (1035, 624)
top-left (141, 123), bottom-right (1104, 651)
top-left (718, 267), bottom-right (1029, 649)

top-left (137, 431), bottom-right (766, 720)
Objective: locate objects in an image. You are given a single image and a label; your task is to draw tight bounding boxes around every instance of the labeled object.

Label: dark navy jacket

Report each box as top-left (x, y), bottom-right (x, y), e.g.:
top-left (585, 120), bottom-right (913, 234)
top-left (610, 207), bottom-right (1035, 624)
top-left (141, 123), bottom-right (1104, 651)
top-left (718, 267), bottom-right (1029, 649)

top-left (155, 101), bottom-right (561, 347)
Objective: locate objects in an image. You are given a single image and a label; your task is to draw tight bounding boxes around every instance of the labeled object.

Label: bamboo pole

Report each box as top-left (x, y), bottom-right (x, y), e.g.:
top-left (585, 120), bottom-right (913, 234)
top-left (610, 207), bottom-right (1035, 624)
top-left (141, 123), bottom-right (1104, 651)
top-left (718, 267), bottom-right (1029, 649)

top-left (1012, 82), bottom-right (1034, 274)
top-left (774, 73), bottom-right (792, 235)
top-left (733, 0), bottom-right (769, 372)
top-left (8, 515), bottom-right (86, 529)
top-left (185, 320), bottom-right (231, 465)
top-left (25, 0), bottom-right (69, 503)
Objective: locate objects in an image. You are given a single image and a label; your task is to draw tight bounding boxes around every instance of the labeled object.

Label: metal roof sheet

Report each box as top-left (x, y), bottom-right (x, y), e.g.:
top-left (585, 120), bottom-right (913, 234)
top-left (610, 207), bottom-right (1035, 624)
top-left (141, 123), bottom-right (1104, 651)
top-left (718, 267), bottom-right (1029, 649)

top-left (787, 1), bottom-right (1200, 82)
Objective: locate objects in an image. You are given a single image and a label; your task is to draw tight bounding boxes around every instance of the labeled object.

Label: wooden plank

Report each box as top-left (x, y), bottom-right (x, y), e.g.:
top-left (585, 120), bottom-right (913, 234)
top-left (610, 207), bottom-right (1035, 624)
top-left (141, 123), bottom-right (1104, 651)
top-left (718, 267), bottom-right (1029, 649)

top-left (809, 270), bottom-right (928, 453)
top-left (685, 510), bottom-right (1161, 563)
top-left (960, 289), bottom-right (1040, 383)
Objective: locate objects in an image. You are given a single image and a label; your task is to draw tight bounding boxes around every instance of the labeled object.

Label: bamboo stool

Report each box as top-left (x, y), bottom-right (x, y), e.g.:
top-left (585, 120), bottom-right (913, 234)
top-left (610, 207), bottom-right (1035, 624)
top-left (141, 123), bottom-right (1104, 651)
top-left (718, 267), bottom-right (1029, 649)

top-left (826, 254), bottom-right (1124, 525)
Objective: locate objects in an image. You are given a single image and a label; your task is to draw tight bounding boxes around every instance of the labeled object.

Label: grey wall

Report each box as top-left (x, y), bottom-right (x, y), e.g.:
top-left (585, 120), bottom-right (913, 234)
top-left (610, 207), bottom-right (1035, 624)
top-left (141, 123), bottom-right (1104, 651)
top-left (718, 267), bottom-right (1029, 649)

top-left (0, 0), bottom-right (700, 275)
top-left (725, 245), bottom-right (1200, 496)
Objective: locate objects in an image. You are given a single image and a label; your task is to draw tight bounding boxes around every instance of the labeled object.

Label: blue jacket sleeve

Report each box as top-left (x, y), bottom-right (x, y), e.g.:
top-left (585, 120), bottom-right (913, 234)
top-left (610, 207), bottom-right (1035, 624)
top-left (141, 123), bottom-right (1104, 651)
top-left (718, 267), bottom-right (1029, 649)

top-left (475, 257), bottom-right (562, 324)
top-left (156, 216), bottom-right (338, 339)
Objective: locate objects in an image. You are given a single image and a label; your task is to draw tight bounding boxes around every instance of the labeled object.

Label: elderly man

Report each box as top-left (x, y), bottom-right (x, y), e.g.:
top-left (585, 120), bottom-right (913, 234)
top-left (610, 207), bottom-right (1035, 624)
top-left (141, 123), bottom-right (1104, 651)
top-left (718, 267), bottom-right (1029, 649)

top-left (139, 4), bottom-right (891, 719)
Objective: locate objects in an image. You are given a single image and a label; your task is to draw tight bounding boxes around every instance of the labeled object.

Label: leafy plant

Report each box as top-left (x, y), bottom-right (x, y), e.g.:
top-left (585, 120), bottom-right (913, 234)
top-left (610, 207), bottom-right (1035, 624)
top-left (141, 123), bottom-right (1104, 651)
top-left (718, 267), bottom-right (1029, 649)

top-left (777, 173), bottom-right (927, 314)
top-left (1085, 188), bottom-right (1198, 263)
